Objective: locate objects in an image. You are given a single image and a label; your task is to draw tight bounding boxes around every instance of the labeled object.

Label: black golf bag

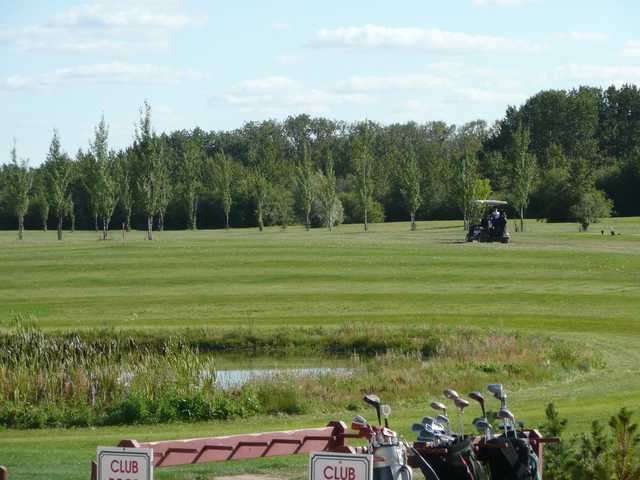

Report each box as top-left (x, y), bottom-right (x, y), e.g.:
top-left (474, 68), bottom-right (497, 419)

top-left (483, 435), bottom-right (540, 480)
top-left (416, 438), bottom-right (488, 480)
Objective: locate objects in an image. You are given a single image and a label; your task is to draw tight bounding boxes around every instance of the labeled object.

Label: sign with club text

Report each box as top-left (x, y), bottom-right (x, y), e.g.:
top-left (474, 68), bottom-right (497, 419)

top-left (97, 446), bottom-right (153, 480)
top-left (309, 452), bottom-right (373, 480)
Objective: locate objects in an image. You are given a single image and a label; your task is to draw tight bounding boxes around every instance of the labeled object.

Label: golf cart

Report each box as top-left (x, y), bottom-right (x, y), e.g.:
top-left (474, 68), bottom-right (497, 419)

top-left (466, 200), bottom-right (511, 244)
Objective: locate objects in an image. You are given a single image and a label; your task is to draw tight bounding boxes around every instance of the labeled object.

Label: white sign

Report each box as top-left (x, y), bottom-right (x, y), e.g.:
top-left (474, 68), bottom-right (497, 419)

top-left (309, 452), bottom-right (373, 480)
top-left (97, 447), bottom-right (153, 480)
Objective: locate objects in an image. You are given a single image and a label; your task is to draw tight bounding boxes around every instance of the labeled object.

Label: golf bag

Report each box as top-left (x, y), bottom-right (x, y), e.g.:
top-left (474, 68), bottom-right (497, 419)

top-left (372, 443), bottom-right (413, 480)
top-left (416, 438), bottom-right (488, 480)
top-left (483, 435), bottom-right (540, 480)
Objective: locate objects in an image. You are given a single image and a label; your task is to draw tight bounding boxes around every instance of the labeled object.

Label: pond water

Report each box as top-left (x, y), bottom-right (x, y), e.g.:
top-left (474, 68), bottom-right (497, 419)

top-left (214, 366), bottom-right (353, 389)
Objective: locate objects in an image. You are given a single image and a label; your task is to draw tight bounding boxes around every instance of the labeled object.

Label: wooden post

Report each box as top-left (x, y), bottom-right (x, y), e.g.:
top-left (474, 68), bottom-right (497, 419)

top-left (90, 460), bottom-right (97, 480)
top-left (0, 465), bottom-right (8, 480)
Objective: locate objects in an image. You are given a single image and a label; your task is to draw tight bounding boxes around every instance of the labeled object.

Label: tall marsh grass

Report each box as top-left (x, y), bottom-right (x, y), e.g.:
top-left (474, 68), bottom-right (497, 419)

top-left (0, 316), bottom-right (601, 429)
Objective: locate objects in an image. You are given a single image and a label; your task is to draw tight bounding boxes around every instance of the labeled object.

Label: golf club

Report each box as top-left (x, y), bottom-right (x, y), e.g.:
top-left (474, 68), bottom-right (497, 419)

top-left (468, 391), bottom-right (486, 418)
top-left (454, 397), bottom-right (470, 436)
top-left (497, 408), bottom-right (515, 438)
top-left (364, 394), bottom-right (382, 426)
top-left (443, 388), bottom-right (460, 400)
top-left (381, 404), bottom-right (391, 429)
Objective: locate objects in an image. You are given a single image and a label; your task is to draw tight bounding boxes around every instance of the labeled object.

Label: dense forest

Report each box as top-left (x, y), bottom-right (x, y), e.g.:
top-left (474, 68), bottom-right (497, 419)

top-left (1, 84), bottom-right (639, 237)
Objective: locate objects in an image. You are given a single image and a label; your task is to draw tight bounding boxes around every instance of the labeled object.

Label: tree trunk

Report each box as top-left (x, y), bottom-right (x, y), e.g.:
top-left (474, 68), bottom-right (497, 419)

top-left (42, 217), bottom-right (47, 232)
top-left (71, 216), bottom-right (75, 233)
top-left (520, 207), bottom-right (524, 233)
top-left (147, 215), bottom-right (153, 240)
top-left (410, 212), bottom-right (416, 231)
top-left (102, 217), bottom-right (108, 240)
top-left (158, 211), bottom-right (165, 232)
top-left (257, 202), bottom-right (264, 232)
top-left (125, 209), bottom-right (131, 232)
top-left (305, 211), bottom-right (310, 231)
top-left (94, 213), bottom-right (98, 232)
top-left (57, 215), bottom-right (63, 241)
top-left (364, 207), bottom-right (368, 232)
top-left (328, 209), bottom-right (333, 232)
top-left (18, 215), bottom-right (24, 240)
top-left (190, 198), bottom-right (198, 231)
top-left (225, 211), bottom-right (230, 230)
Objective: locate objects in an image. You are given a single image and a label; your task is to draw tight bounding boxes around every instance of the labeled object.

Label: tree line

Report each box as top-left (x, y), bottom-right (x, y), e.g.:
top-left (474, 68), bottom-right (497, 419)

top-left (1, 84), bottom-right (639, 239)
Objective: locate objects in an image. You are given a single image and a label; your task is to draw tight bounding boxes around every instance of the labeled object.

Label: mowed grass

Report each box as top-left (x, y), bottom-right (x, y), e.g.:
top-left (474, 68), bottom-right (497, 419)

top-left (1, 218), bottom-right (640, 479)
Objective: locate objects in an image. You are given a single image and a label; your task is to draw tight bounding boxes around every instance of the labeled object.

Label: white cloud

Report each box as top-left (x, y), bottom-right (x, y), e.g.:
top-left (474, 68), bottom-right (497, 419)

top-left (621, 40), bottom-right (640, 57)
top-left (558, 64), bottom-right (640, 85)
top-left (314, 24), bottom-right (544, 53)
top-left (562, 31), bottom-right (608, 42)
top-left (1, 63), bottom-right (209, 90)
top-left (217, 76), bottom-right (370, 114)
top-left (0, 0), bottom-right (204, 53)
top-left (339, 73), bottom-right (448, 92)
top-left (454, 87), bottom-right (526, 104)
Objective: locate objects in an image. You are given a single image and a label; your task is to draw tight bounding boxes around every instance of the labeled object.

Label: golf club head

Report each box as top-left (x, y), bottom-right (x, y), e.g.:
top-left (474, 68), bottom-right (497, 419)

top-left (351, 415), bottom-right (369, 431)
top-left (487, 384), bottom-right (503, 397)
top-left (454, 397), bottom-right (470, 411)
top-left (435, 414), bottom-right (450, 426)
top-left (412, 423), bottom-right (426, 433)
top-left (474, 419), bottom-right (492, 434)
top-left (497, 408), bottom-right (515, 422)
top-left (430, 401), bottom-right (447, 415)
top-left (468, 391), bottom-right (486, 413)
top-left (421, 416), bottom-right (435, 425)
top-left (363, 394), bottom-right (382, 425)
top-left (443, 388), bottom-right (460, 400)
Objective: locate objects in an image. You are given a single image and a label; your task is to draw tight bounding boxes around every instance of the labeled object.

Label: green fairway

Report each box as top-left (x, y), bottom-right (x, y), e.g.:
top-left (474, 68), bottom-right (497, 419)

top-left (1, 218), bottom-right (640, 479)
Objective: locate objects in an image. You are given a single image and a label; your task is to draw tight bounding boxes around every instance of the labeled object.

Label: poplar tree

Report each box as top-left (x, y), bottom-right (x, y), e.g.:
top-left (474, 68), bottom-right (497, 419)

top-left (115, 150), bottom-right (135, 231)
top-left (156, 140), bottom-right (172, 232)
top-left (318, 150), bottom-right (337, 231)
top-left (91, 116), bottom-right (117, 240)
top-left (211, 149), bottom-right (234, 229)
top-left (5, 140), bottom-right (33, 240)
top-left (353, 124), bottom-right (375, 232)
top-left (296, 142), bottom-right (315, 231)
top-left (396, 145), bottom-right (422, 231)
top-left (45, 130), bottom-right (72, 241)
top-left (510, 124), bottom-right (537, 232)
top-left (248, 146), bottom-right (269, 232)
top-left (134, 102), bottom-right (162, 240)
top-left (180, 135), bottom-right (203, 230)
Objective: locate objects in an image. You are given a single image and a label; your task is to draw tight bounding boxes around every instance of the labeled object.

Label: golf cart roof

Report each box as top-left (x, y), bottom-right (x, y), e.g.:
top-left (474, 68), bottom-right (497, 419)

top-left (474, 199), bottom-right (509, 207)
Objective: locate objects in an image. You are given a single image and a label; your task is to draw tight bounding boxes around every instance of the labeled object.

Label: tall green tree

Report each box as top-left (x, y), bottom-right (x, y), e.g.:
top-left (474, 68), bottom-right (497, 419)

top-left (45, 130), bottom-right (73, 241)
top-left (79, 149), bottom-right (100, 232)
top-left (510, 124), bottom-right (537, 232)
top-left (296, 142), bottom-right (315, 231)
top-left (114, 150), bottom-right (135, 231)
top-left (32, 176), bottom-right (50, 232)
top-left (396, 145), bottom-right (422, 231)
top-left (91, 116), bottom-right (117, 240)
top-left (211, 149), bottom-right (234, 229)
top-left (155, 139), bottom-right (172, 232)
top-left (353, 124), bottom-right (375, 232)
top-left (318, 150), bottom-right (337, 232)
top-left (248, 146), bottom-right (269, 232)
top-left (180, 135), bottom-right (204, 230)
top-left (134, 102), bottom-right (163, 240)
top-left (454, 152), bottom-right (480, 229)
top-left (4, 140), bottom-right (33, 240)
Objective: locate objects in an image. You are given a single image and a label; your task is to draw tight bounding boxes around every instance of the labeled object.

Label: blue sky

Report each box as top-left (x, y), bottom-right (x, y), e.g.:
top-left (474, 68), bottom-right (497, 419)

top-left (1, 0), bottom-right (639, 164)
